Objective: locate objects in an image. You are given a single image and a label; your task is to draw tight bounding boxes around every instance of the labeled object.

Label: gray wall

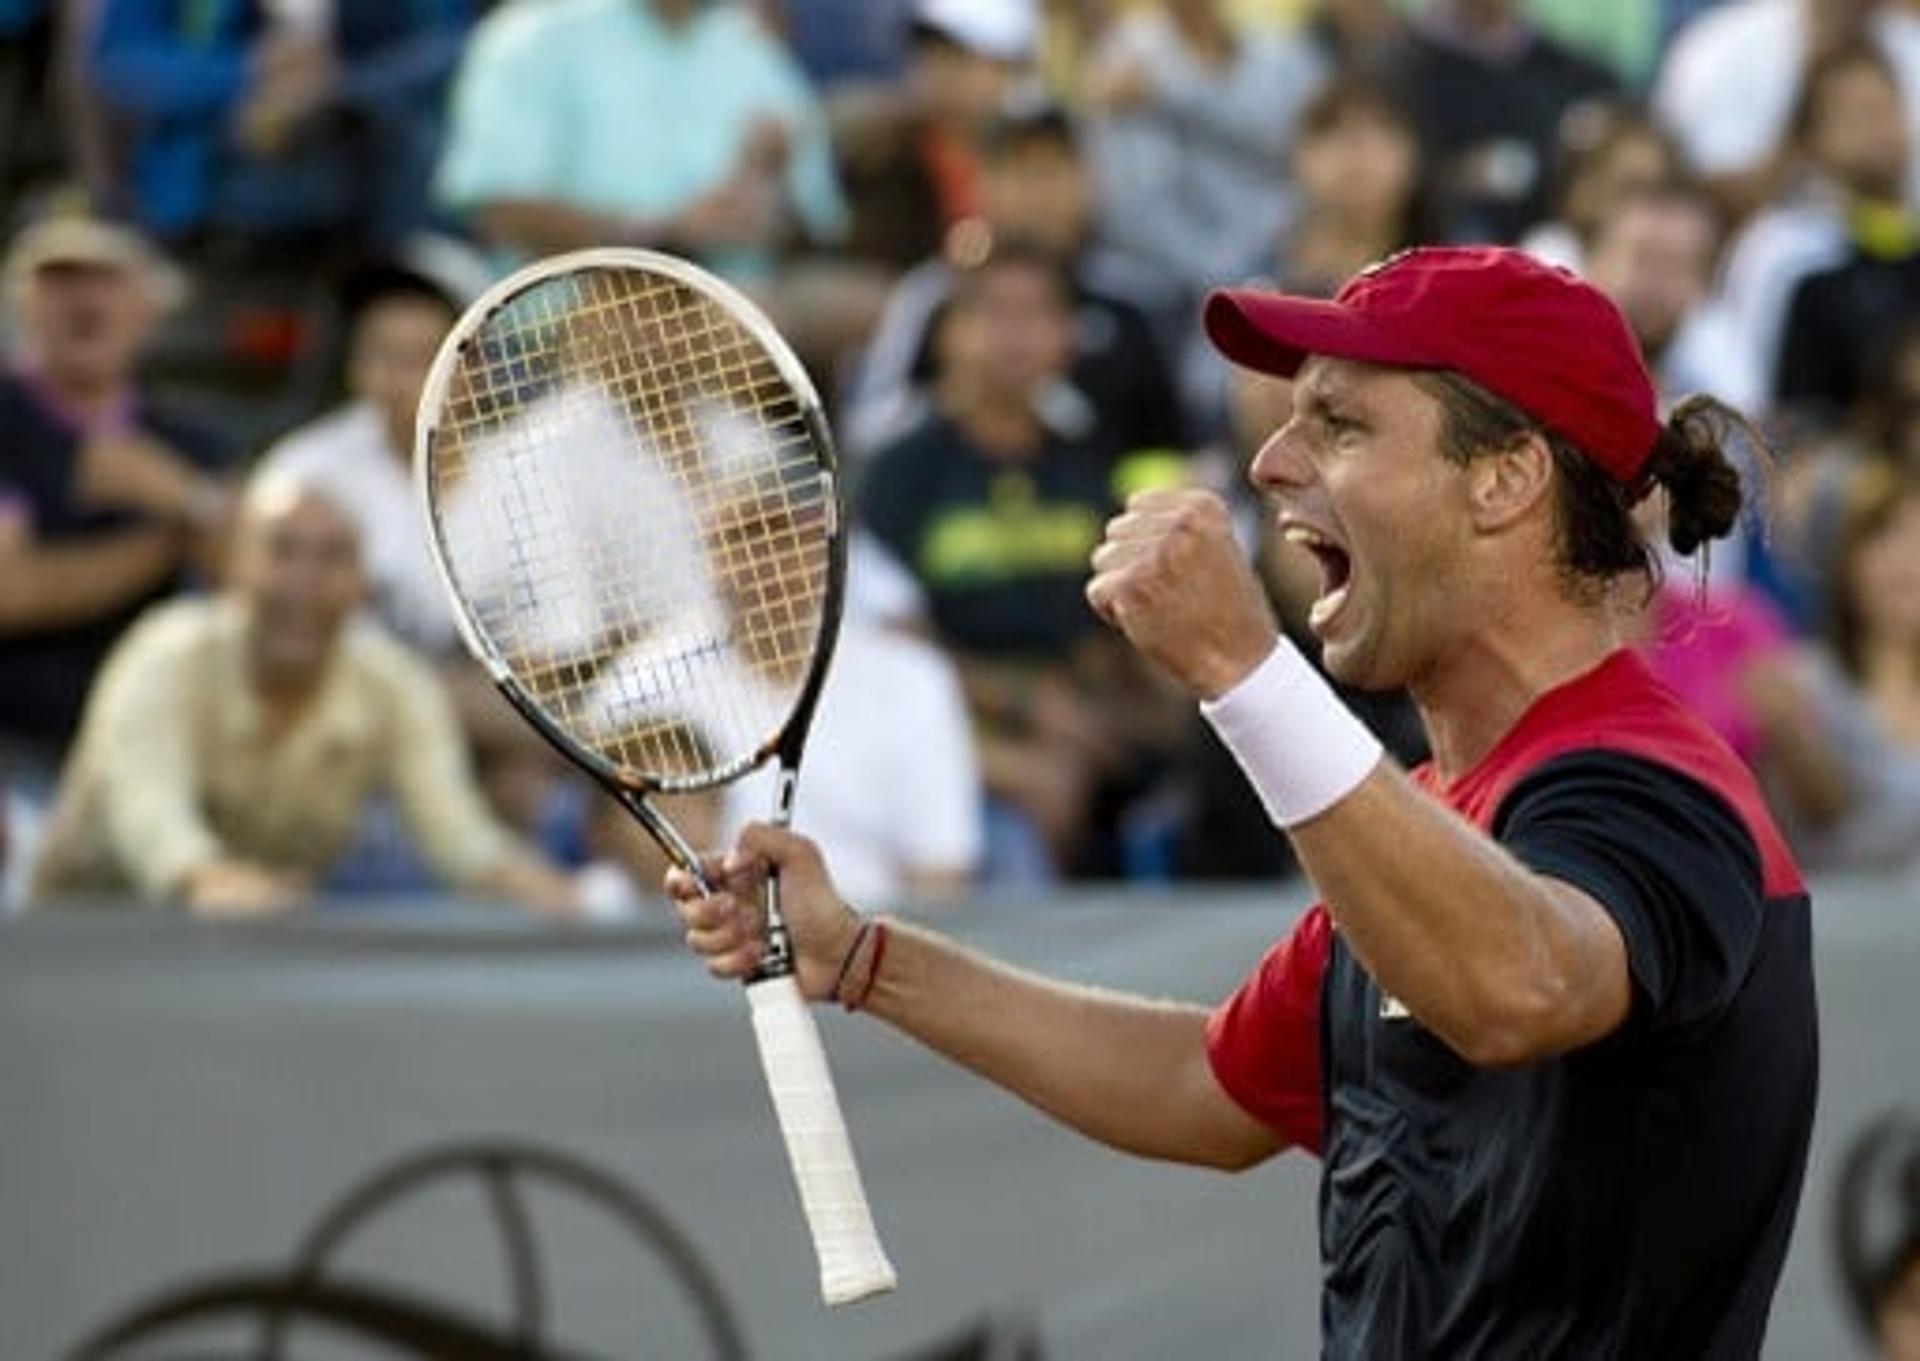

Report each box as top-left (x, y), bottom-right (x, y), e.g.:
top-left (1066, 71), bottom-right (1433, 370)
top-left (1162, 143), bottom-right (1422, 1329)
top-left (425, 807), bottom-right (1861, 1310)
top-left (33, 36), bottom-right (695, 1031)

top-left (2, 882), bottom-right (1914, 1358)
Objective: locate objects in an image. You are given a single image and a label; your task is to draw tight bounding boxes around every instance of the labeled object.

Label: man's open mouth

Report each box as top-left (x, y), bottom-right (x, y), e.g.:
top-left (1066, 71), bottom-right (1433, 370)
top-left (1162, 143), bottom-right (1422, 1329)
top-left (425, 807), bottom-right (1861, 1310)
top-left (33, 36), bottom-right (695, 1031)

top-left (1283, 524), bottom-right (1353, 633)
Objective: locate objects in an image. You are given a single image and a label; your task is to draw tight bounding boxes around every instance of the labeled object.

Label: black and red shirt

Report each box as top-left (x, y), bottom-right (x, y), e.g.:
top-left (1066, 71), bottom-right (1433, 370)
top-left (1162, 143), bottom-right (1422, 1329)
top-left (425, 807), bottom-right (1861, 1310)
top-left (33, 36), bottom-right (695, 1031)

top-left (1208, 649), bottom-right (1818, 1358)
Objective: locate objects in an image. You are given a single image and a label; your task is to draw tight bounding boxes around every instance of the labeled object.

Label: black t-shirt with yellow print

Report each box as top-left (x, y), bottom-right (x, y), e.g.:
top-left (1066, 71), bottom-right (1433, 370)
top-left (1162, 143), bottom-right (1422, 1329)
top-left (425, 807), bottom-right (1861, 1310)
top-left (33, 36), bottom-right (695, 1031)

top-left (856, 410), bottom-right (1129, 661)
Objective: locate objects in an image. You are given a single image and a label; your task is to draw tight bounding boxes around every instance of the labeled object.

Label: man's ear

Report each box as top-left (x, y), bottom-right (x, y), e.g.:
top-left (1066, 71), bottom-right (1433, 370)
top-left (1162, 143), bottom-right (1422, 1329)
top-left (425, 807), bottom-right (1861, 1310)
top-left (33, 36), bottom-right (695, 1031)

top-left (1467, 431), bottom-right (1555, 535)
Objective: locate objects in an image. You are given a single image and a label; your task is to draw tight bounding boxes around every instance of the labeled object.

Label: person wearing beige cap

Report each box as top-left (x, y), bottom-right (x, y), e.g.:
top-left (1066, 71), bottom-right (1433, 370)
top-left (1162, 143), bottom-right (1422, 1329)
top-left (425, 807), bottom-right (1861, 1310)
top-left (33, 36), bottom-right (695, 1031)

top-left (0, 208), bottom-right (235, 806)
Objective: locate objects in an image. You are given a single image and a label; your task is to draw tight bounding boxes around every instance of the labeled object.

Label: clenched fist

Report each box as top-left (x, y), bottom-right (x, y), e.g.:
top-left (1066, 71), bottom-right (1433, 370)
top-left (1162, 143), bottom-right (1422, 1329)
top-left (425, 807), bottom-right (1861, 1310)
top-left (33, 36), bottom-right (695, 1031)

top-left (665, 824), bottom-right (861, 1000)
top-left (1086, 489), bottom-right (1278, 700)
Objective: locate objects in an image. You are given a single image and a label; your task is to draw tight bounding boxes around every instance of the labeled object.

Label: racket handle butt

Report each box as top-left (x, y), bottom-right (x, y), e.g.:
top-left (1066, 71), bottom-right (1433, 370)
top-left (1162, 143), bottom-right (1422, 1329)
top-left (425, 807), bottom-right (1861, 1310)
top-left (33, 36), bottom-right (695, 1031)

top-left (746, 973), bottom-right (899, 1306)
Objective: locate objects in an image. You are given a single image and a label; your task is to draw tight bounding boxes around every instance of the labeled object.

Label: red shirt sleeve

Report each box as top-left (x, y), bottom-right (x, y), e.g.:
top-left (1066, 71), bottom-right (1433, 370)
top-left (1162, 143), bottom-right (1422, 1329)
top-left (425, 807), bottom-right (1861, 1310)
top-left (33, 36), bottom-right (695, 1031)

top-left (1205, 904), bottom-right (1331, 1156)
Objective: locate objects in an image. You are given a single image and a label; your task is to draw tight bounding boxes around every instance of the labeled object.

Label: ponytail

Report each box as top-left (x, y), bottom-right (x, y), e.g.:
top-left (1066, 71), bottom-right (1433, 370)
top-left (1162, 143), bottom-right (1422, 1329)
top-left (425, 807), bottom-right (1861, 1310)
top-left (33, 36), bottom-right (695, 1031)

top-left (1641, 394), bottom-right (1756, 558)
top-left (1416, 371), bottom-right (1773, 597)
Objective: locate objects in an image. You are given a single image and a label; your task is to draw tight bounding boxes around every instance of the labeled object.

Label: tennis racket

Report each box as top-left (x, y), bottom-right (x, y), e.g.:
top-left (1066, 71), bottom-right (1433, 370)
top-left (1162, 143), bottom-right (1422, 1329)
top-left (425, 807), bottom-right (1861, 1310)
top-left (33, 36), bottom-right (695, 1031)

top-left (414, 246), bottom-right (896, 1306)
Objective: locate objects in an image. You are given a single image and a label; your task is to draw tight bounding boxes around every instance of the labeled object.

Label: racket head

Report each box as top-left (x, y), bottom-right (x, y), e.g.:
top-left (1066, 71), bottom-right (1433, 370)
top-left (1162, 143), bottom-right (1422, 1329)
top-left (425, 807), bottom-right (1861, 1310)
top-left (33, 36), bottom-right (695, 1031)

top-left (415, 248), bottom-right (846, 797)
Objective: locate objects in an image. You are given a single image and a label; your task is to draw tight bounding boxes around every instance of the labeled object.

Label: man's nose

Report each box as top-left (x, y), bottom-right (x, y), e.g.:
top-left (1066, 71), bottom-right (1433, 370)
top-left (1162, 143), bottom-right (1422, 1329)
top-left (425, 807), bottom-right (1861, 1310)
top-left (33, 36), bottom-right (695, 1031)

top-left (1249, 421), bottom-right (1311, 494)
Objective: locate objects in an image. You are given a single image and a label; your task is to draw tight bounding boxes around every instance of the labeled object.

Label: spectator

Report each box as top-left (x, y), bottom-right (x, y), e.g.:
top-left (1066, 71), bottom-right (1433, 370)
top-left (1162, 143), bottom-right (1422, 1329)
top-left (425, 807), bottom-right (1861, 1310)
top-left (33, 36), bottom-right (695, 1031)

top-left (28, 472), bottom-right (588, 918)
top-left (1082, 0), bottom-right (1325, 303)
top-left (1384, 0), bottom-right (1617, 243)
top-left (1823, 462), bottom-right (1920, 753)
top-left (437, 0), bottom-right (846, 283)
top-left (1775, 49), bottom-right (1920, 422)
top-left (91, 0), bottom-right (473, 249)
top-left (855, 240), bottom-right (1147, 878)
top-left (1518, 102), bottom-right (1684, 272)
top-left (720, 607), bottom-right (984, 903)
top-left (1722, 38), bottom-right (1914, 419)
top-left (1654, 0), bottom-right (1920, 213)
top-left (833, 0), bottom-right (1037, 270)
top-left (253, 249), bottom-right (599, 872)
top-left (0, 208), bottom-right (233, 795)
top-left (256, 255), bottom-right (470, 655)
top-left (1747, 461), bottom-right (1920, 870)
top-left (846, 98), bottom-right (1187, 464)
top-left (1174, 76), bottom-right (1427, 451)
top-left (1585, 180), bottom-right (1763, 413)
top-left (1271, 75), bottom-right (1428, 297)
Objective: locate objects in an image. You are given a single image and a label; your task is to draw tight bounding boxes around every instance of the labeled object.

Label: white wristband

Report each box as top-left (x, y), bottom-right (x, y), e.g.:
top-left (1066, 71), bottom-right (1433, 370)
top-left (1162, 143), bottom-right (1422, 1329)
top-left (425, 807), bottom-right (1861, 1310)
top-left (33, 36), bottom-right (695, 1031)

top-left (1199, 639), bottom-right (1384, 828)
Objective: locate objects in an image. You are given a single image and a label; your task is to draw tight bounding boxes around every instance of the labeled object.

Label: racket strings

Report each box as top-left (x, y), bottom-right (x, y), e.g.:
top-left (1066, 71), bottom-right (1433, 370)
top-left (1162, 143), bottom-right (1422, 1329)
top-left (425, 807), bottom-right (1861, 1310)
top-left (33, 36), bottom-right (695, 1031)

top-left (425, 265), bottom-right (832, 785)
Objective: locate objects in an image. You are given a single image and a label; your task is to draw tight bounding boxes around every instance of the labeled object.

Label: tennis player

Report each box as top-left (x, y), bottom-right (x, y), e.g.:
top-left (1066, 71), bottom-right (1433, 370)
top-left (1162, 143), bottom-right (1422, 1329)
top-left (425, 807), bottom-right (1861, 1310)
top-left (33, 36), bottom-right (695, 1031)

top-left (670, 246), bottom-right (1818, 1356)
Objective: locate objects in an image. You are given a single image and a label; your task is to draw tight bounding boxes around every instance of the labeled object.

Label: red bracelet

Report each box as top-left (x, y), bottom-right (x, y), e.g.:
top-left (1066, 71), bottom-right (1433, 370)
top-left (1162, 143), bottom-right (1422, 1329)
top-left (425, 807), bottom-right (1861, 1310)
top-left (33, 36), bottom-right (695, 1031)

top-left (842, 918), bottom-right (889, 1013)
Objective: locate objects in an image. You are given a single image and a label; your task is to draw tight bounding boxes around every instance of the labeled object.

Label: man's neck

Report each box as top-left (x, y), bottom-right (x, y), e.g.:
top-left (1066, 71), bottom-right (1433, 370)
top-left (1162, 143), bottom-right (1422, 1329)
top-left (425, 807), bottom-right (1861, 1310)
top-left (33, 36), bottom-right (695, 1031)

top-left (1407, 599), bottom-right (1622, 782)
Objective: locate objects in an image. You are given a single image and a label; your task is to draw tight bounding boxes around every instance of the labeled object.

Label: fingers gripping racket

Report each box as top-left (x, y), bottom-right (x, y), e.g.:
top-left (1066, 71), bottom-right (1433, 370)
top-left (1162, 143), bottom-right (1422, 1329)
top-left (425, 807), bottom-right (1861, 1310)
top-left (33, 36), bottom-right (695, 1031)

top-left (415, 247), bottom-right (896, 1305)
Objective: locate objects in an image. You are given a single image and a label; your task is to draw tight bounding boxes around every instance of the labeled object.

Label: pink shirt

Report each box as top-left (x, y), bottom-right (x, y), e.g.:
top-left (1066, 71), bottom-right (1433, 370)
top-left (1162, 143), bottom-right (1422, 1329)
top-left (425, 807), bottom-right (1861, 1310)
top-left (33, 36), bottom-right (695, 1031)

top-left (1641, 586), bottom-right (1791, 762)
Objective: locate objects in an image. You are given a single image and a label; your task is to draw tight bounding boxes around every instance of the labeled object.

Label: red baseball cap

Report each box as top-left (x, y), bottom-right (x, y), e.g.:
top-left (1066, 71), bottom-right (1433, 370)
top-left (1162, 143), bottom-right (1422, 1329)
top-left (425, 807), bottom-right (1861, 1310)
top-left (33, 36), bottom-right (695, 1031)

top-left (1204, 246), bottom-right (1661, 484)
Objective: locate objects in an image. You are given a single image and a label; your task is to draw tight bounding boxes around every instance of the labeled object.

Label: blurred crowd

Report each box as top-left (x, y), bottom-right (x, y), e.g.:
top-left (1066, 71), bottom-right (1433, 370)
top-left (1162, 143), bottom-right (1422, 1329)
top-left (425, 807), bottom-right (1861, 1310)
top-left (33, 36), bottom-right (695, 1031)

top-left (3, 0), bottom-right (1920, 931)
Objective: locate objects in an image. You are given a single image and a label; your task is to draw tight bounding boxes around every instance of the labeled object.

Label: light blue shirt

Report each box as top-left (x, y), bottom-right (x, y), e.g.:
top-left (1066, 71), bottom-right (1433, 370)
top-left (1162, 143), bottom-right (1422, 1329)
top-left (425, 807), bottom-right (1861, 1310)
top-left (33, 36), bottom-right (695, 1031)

top-left (437, 0), bottom-right (846, 273)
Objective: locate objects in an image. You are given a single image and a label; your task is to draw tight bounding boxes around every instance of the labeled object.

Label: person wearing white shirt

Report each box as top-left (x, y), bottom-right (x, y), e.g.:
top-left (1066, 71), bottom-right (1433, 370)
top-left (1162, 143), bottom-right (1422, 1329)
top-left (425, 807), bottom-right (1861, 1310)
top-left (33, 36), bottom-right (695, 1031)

top-left (1655, 0), bottom-right (1920, 206)
top-left (721, 533), bottom-right (983, 904)
top-left (258, 262), bottom-right (464, 654)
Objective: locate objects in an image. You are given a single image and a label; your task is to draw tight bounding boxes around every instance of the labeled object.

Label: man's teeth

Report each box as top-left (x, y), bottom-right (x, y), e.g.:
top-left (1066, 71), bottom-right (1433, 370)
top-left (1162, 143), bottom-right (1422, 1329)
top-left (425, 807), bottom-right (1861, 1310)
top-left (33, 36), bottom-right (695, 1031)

top-left (1282, 525), bottom-right (1333, 549)
top-left (1310, 584), bottom-right (1350, 630)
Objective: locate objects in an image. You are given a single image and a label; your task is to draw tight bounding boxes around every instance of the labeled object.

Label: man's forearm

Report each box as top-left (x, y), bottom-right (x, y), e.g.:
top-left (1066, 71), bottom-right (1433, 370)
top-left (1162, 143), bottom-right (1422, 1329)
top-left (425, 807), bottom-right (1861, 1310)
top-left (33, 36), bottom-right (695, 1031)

top-left (0, 528), bottom-right (179, 631)
top-left (860, 919), bottom-right (1284, 1170)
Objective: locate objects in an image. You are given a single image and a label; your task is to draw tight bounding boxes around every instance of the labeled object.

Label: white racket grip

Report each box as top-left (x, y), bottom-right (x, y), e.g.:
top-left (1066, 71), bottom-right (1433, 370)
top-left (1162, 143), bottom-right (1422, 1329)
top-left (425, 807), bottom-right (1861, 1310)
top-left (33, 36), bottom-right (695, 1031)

top-left (745, 974), bottom-right (898, 1305)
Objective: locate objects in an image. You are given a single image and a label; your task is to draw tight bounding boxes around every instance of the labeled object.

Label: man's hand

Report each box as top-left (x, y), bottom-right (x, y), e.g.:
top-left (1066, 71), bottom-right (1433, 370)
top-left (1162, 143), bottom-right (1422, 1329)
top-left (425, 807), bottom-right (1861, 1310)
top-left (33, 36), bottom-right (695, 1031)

top-left (182, 861), bottom-right (305, 919)
top-left (665, 824), bottom-right (861, 1001)
top-left (1086, 489), bottom-right (1278, 700)
top-left (669, 178), bottom-right (783, 251)
top-left (238, 32), bottom-right (336, 154)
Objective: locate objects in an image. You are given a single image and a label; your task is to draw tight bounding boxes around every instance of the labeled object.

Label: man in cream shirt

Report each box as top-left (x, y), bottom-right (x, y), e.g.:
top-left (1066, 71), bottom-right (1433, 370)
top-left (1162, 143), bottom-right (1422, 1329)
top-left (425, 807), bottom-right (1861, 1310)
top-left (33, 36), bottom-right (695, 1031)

top-left (29, 472), bottom-right (586, 918)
